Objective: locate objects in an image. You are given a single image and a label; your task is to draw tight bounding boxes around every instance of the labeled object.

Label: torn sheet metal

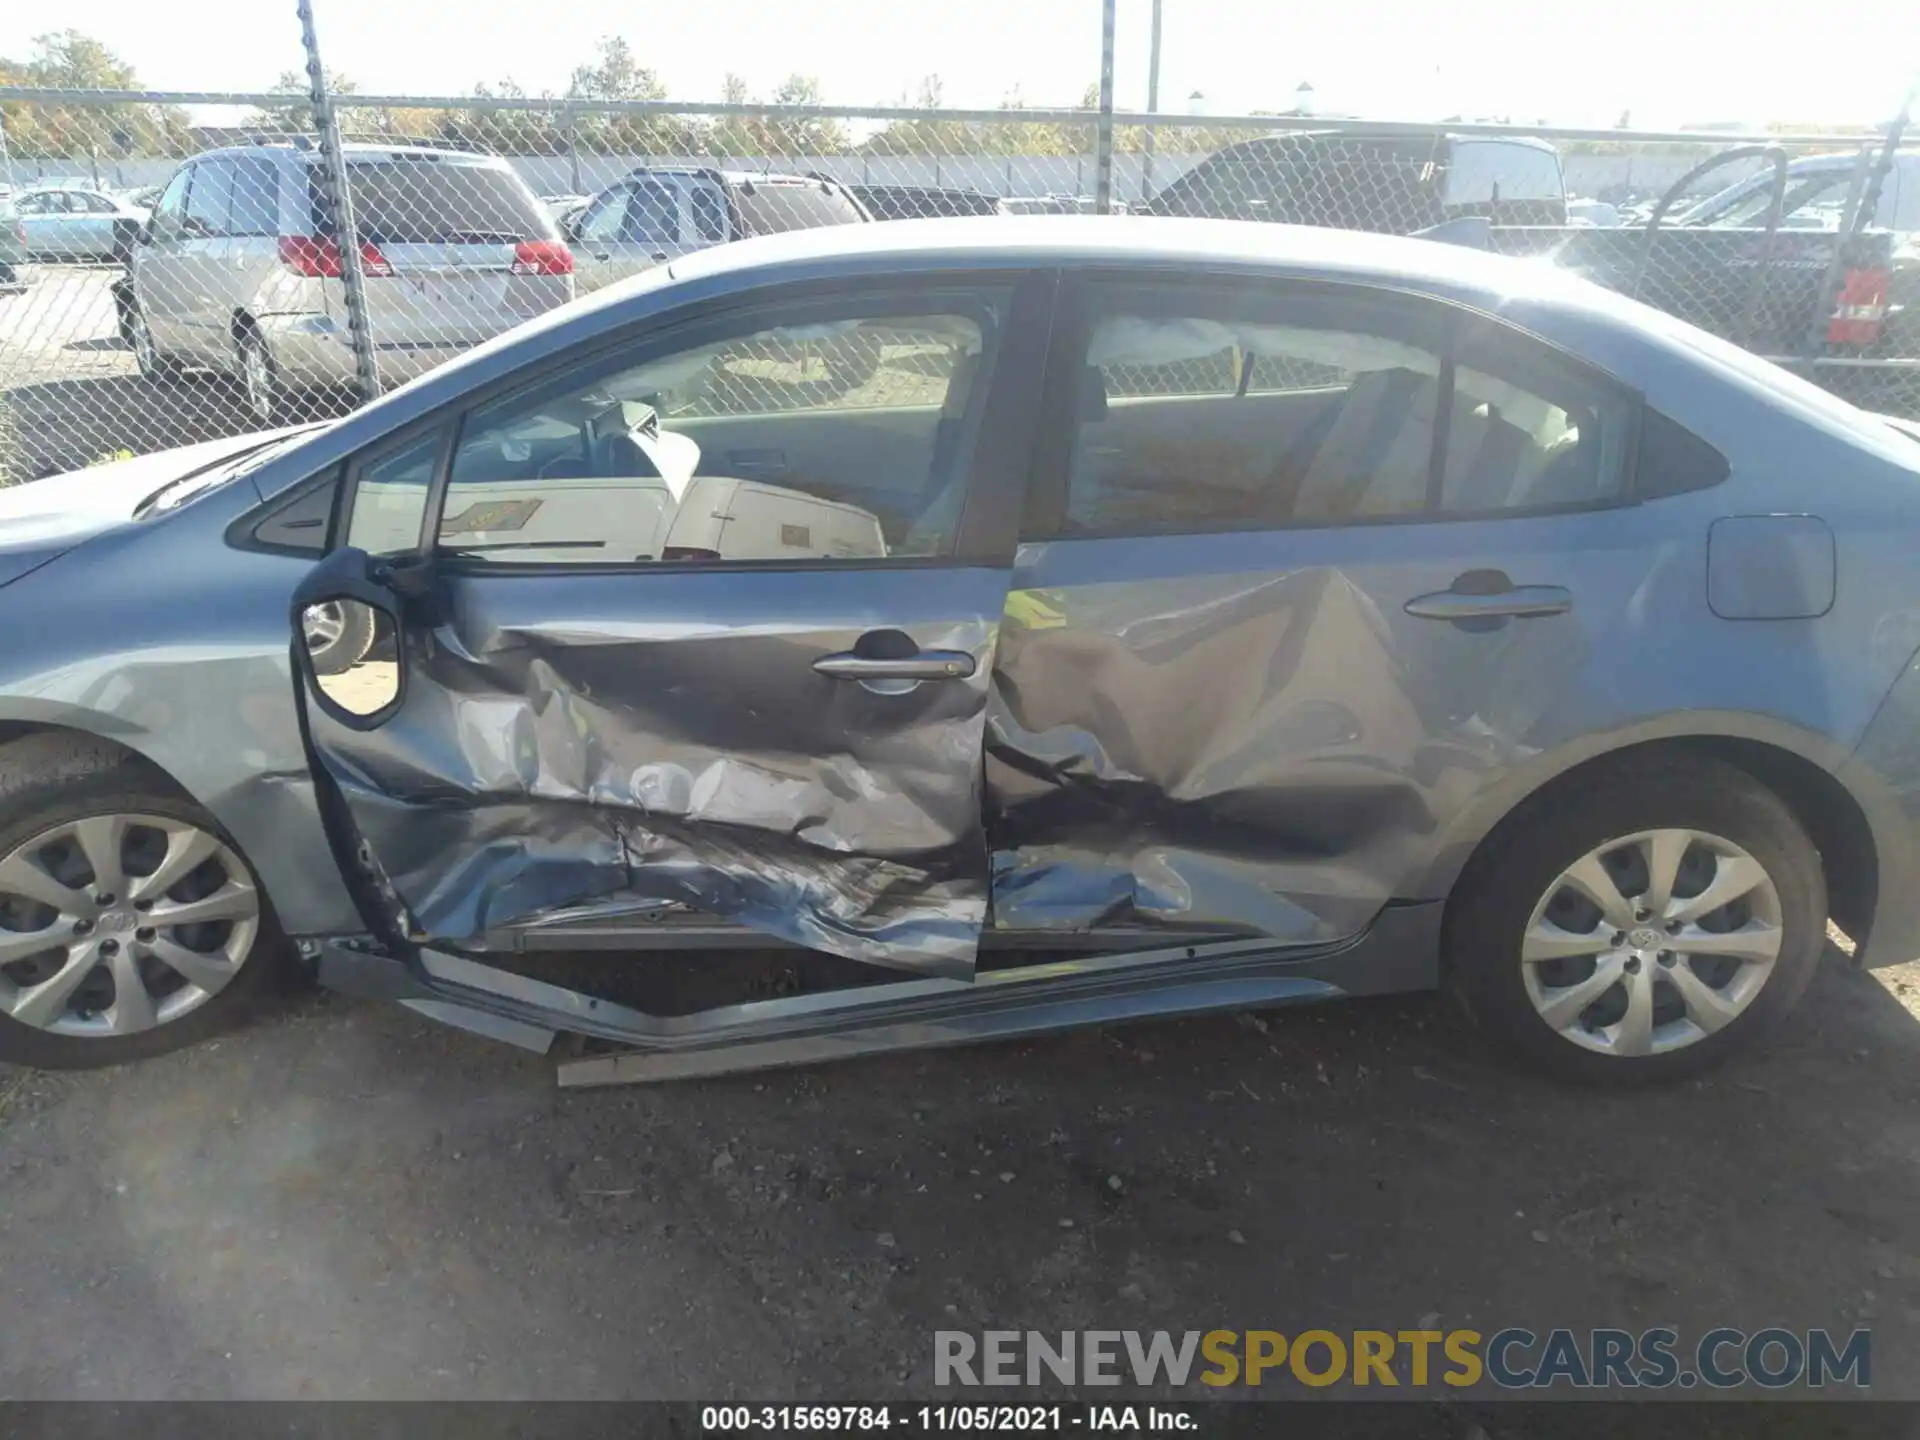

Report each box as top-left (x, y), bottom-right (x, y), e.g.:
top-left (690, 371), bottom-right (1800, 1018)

top-left (303, 566), bottom-right (1009, 978)
top-left (985, 541), bottom-right (1584, 940)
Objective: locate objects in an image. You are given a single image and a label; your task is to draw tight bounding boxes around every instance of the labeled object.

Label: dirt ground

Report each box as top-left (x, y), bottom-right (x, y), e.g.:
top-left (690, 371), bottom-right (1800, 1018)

top-left (2, 943), bottom-right (1918, 1410)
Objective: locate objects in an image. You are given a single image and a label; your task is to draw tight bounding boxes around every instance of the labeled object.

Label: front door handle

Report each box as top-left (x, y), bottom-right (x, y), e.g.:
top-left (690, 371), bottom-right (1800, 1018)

top-left (813, 650), bottom-right (977, 682)
top-left (1405, 584), bottom-right (1573, 622)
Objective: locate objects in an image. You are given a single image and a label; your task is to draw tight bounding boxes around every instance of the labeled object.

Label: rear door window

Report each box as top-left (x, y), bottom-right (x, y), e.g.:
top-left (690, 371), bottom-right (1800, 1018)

top-left (619, 179), bottom-right (681, 244)
top-left (335, 158), bottom-right (550, 243)
top-left (229, 158), bottom-right (280, 237)
top-left (1053, 280), bottom-right (1632, 537)
top-left (690, 184), bottom-right (729, 243)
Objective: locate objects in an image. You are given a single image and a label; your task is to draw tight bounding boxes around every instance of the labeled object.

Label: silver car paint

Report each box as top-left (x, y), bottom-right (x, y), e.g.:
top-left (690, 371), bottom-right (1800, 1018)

top-left (5, 218), bottom-right (1920, 978)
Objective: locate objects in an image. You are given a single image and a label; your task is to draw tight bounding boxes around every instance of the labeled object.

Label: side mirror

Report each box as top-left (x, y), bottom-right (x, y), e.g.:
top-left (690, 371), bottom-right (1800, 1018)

top-left (290, 547), bottom-right (403, 724)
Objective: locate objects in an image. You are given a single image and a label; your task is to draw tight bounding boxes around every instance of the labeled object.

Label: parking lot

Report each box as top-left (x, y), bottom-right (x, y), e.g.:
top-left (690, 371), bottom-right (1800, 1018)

top-left (0, 264), bottom-right (293, 481)
top-left (3, 941), bottom-right (1918, 1403)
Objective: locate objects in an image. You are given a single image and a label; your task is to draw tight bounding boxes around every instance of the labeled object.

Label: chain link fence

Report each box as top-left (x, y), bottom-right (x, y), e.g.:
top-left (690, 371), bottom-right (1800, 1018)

top-left (2, 85), bottom-right (1915, 483)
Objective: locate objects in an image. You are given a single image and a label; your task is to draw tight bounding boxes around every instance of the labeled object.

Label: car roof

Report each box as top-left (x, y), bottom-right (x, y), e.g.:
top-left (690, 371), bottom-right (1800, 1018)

top-left (663, 212), bottom-right (1574, 301)
top-left (1223, 129), bottom-right (1561, 156)
top-left (626, 166), bottom-right (838, 187)
top-left (188, 141), bottom-right (511, 166)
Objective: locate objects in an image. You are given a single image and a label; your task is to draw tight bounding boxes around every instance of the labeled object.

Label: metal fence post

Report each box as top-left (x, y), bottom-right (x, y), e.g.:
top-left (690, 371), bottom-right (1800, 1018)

top-left (1094, 0), bottom-right (1116, 214)
top-left (296, 0), bottom-right (381, 404)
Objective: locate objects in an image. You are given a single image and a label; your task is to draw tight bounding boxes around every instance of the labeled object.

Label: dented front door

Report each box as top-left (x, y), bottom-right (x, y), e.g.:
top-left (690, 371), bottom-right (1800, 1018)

top-left (292, 273), bottom-right (1052, 978)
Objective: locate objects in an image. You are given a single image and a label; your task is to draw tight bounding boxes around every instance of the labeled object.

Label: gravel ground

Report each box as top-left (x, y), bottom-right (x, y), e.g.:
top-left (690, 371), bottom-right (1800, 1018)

top-left (2, 942), bottom-right (1918, 1405)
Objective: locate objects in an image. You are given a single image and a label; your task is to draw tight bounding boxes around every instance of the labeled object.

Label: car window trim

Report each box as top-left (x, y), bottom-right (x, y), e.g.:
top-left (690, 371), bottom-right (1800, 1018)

top-left (1024, 266), bottom-right (1646, 543)
top-left (396, 269), bottom-right (1055, 578)
top-left (337, 418), bottom-right (462, 555)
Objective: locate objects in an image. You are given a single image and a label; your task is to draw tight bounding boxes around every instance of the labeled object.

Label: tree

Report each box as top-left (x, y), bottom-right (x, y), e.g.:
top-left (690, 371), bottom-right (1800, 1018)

top-left (759, 74), bottom-right (849, 156)
top-left (0, 30), bottom-right (192, 160)
top-left (565, 37), bottom-right (697, 157)
top-left (246, 67), bottom-right (357, 134)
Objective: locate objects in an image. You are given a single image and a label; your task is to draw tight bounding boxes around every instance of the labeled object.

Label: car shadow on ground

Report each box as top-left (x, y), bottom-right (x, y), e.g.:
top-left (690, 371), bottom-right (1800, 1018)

top-left (1, 943), bottom-right (1917, 1403)
top-left (0, 373), bottom-right (352, 480)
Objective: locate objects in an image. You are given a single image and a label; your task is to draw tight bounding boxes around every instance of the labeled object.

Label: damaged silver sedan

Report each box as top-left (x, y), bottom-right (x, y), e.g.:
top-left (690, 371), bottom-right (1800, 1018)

top-left (4, 217), bottom-right (1920, 1085)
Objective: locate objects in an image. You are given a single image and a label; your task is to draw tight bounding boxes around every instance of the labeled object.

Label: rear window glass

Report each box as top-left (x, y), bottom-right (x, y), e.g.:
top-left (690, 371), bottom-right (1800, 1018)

top-left (325, 159), bottom-right (551, 244)
top-left (734, 181), bottom-right (865, 235)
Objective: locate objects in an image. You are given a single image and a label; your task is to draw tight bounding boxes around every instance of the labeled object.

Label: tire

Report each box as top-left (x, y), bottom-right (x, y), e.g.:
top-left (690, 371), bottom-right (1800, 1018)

top-left (1444, 753), bottom-right (1826, 1084)
top-left (234, 323), bottom-right (281, 428)
top-left (0, 738), bottom-right (291, 1070)
top-left (303, 599), bottom-right (377, 676)
top-left (127, 298), bottom-right (183, 384)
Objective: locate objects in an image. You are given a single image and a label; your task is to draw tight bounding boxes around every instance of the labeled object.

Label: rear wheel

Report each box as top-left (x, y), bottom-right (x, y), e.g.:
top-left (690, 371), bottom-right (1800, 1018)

top-left (0, 761), bottom-right (288, 1070)
top-left (303, 599), bottom-right (377, 676)
top-left (1446, 755), bottom-right (1826, 1083)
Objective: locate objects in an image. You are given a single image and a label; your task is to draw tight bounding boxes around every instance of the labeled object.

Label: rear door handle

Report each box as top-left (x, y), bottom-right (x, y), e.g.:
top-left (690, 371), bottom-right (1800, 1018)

top-left (814, 650), bottom-right (977, 682)
top-left (1405, 584), bottom-right (1573, 622)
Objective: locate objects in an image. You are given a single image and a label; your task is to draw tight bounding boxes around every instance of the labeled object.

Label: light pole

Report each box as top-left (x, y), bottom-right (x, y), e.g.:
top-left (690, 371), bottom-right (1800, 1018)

top-left (1140, 0), bottom-right (1163, 203)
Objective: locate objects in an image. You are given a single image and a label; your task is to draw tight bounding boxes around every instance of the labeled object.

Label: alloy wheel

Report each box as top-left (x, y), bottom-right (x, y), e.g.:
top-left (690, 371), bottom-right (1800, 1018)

top-left (1520, 828), bottom-right (1783, 1057)
top-left (302, 601), bottom-right (347, 650)
top-left (130, 307), bottom-right (156, 374)
top-left (0, 813), bottom-right (260, 1037)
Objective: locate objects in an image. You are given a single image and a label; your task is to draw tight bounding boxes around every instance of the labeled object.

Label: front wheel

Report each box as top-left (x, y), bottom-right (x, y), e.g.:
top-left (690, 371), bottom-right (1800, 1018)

top-left (0, 762), bottom-right (289, 1070)
top-left (235, 325), bottom-right (281, 428)
top-left (128, 299), bottom-right (183, 384)
top-left (1445, 754), bottom-right (1827, 1083)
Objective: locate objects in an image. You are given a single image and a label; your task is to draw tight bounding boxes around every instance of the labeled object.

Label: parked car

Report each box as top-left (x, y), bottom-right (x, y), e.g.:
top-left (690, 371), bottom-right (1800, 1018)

top-left (1138, 130), bottom-right (1569, 228)
top-left (997, 193), bottom-right (1109, 216)
top-left (116, 141), bottom-right (573, 425)
top-left (1677, 150), bottom-right (1920, 239)
top-left (848, 183), bottom-right (1001, 220)
top-left (0, 201), bottom-right (26, 292)
top-left (564, 168), bottom-right (866, 293)
top-left (4, 217), bottom-right (1920, 1088)
top-left (11, 185), bottom-right (148, 262)
top-left (119, 184), bottom-right (165, 211)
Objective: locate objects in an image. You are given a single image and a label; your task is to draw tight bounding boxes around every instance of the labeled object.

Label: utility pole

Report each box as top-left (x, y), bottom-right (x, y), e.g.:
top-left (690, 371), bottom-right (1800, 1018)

top-left (1094, 0), bottom-right (1116, 214)
top-left (1140, 0), bottom-right (1164, 203)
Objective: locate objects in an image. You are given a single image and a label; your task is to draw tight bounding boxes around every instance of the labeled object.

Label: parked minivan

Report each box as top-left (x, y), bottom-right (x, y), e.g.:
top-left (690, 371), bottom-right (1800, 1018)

top-left (1138, 129), bottom-right (1568, 232)
top-left (120, 142), bottom-right (573, 424)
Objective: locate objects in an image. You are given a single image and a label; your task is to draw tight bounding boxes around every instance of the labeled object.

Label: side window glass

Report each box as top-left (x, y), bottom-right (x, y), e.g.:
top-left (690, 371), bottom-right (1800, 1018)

top-left (691, 186), bottom-right (728, 243)
top-left (436, 298), bottom-right (1002, 565)
top-left (575, 189), bottom-right (629, 242)
top-left (619, 181), bottom-right (678, 244)
top-left (1439, 323), bottom-right (1629, 512)
top-left (229, 159), bottom-right (279, 237)
top-left (184, 161), bottom-right (234, 238)
top-left (346, 429), bottom-right (442, 555)
top-left (1066, 297), bottom-right (1445, 533)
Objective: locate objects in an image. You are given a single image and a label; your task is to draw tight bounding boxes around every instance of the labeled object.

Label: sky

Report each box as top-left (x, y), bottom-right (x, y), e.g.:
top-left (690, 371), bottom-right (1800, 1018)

top-left (3, 0), bottom-right (1918, 130)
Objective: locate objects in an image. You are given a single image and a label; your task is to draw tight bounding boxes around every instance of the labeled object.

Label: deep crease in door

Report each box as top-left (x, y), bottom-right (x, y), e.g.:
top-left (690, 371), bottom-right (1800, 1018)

top-left (307, 585), bottom-right (1004, 978)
